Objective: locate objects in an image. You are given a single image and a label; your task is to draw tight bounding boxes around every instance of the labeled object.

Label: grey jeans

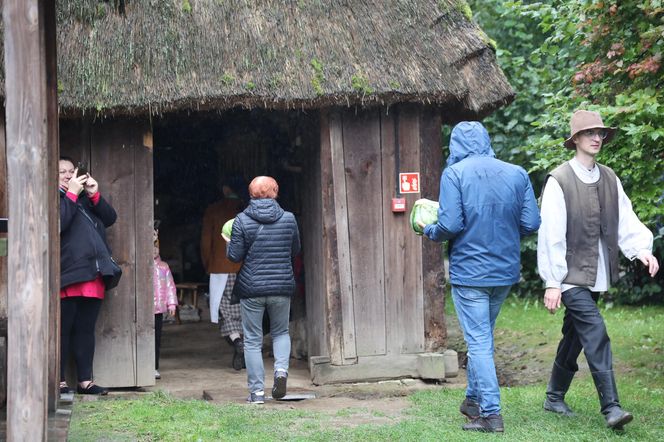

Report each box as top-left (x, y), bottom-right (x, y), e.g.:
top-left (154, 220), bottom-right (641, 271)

top-left (240, 296), bottom-right (291, 394)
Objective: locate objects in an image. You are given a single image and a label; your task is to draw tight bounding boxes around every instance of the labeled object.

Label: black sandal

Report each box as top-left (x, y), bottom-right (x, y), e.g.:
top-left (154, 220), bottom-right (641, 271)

top-left (77, 382), bottom-right (108, 395)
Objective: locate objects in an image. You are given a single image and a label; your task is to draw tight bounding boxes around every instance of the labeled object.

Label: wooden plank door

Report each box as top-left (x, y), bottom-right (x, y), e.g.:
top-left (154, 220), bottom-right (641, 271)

top-left (341, 109), bottom-right (387, 357)
top-left (91, 120), bottom-right (154, 387)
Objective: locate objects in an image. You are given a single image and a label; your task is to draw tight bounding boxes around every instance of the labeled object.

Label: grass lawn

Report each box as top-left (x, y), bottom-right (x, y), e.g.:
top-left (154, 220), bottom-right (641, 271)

top-left (68, 296), bottom-right (664, 441)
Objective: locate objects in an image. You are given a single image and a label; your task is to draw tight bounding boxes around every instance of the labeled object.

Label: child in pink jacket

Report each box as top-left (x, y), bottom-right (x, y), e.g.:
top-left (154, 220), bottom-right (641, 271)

top-left (154, 230), bottom-right (177, 379)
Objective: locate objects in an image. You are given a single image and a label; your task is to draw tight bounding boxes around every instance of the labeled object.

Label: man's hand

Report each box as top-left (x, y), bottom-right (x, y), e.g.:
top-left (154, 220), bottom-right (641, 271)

top-left (84, 175), bottom-right (99, 196)
top-left (543, 287), bottom-right (562, 314)
top-left (639, 253), bottom-right (660, 278)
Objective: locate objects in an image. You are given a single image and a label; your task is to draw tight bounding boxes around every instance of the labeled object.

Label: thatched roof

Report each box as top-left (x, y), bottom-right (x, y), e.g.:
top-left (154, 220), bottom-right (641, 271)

top-left (5, 0), bottom-right (514, 117)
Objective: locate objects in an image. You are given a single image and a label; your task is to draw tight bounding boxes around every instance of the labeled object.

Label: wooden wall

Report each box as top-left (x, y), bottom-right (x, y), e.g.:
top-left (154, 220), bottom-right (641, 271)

top-left (314, 105), bottom-right (446, 369)
top-left (60, 118), bottom-right (155, 388)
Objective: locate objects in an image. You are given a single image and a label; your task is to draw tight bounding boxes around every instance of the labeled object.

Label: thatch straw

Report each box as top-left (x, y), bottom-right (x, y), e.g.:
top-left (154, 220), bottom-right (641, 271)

top-left (2, 0), bottom-right (513, 117)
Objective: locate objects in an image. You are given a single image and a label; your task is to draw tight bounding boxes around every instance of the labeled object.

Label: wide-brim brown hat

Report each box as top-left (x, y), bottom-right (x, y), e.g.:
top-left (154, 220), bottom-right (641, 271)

top-left (563, 109), bottom-right (617, 149)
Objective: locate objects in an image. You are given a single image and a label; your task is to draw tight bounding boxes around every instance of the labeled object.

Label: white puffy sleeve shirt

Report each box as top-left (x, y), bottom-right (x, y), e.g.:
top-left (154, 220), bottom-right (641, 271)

top-left (537, 158), bottom-right (653, 292)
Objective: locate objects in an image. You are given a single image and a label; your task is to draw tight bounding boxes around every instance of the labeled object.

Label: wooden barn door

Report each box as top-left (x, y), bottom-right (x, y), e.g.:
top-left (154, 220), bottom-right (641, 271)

top-left (317, 105), bottom-right (445, 372)
top-left (340, 107), bottom-right (426, 359)
top-left (60, 118), bottom-right (155, 387)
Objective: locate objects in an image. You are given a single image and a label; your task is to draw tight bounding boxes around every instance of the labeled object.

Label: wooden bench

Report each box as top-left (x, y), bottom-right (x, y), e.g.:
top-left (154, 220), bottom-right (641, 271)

top-left (174, 282), bottom-right (206, 324)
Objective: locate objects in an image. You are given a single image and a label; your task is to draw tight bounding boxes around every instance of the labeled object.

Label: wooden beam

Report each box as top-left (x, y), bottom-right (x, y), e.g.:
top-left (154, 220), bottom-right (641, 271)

top-left (419, 107), bottom-right (446, 351)
top-left (44, 0), bottom-right (61, 412)
top-left (3, 0), bottom-right (58, 438)
top-left (319, 111), bottom-right (345, 365)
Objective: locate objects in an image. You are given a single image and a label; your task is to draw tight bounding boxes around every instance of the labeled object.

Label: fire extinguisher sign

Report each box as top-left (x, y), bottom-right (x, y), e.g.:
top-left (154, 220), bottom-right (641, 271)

top-left (399, 172), bottom-right (420, 194)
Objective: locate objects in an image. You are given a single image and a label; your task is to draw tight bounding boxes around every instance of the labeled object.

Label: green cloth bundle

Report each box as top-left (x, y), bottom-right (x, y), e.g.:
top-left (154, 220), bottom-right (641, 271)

top-left (410, 198), bottom-right (439, 235)
top-left (221, 218), bottom-right (234, 241)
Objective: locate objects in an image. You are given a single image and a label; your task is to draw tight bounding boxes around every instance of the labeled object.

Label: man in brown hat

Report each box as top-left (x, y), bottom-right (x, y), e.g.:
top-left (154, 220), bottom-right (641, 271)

top-left (537, 109), bottom-right (659, 430)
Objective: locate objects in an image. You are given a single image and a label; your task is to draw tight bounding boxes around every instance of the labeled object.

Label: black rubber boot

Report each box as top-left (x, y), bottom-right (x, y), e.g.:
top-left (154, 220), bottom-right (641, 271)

top-left (543, 362), bottom-right (576, 416)
top-left (591, 370), bottom-right (633, 430)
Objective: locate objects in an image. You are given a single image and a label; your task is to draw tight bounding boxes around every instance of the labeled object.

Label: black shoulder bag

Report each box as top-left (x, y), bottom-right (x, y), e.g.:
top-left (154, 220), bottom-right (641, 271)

top-left (77, 203), bottom-right (123, 290)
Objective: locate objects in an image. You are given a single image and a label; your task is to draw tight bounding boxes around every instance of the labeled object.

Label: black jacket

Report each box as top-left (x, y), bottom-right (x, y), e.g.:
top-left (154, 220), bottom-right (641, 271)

top-left (227, 198), bottom-right (300, 298)
top-left (60, 189), bottom-right (118, 289)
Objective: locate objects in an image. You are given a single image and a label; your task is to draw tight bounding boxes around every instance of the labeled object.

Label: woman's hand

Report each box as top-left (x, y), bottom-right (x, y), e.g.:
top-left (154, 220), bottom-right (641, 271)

top-left (84, 175), bottom-right (99, 196)
top-left (167, 305), bottom-right (177, 317)
top-left (67, 171), bottom-right (87, 196)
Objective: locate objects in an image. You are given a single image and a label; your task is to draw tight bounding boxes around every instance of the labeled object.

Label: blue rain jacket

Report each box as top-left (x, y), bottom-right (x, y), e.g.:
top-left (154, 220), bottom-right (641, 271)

top-left (423, 122), bottom-right (540, 286)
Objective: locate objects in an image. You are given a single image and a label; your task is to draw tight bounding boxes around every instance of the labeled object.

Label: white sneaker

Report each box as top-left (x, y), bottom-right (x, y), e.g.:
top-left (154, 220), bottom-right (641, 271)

top-left (155, 370), bottom-right (161, 379)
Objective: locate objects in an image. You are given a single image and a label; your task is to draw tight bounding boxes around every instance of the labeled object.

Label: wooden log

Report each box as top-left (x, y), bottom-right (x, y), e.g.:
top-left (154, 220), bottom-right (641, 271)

top-left (3, 0), bottom-right (57, 438)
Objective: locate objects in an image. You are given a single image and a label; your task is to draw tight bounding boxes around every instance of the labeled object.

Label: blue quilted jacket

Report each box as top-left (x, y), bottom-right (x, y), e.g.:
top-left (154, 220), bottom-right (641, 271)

top-left (227, 198), bottom-right (301, 298)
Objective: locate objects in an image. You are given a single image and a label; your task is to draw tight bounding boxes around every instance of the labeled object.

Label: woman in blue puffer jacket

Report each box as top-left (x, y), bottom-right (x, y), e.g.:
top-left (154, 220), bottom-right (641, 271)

top-left (227, 176), bottom-right (300, 404)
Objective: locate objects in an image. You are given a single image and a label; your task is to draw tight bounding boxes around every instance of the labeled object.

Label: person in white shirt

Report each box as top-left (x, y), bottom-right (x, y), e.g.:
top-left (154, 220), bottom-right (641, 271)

top-left (537, 110), bottom-right (659, 430)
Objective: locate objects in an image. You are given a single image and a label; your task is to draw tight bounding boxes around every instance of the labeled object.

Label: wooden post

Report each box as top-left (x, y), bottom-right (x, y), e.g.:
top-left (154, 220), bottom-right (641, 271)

top-left (44, 0), bottom-right (61, 412)
top-left (3, 0), bottom-right (58, 438)
top-left (419, 107), bottom-right (446, 351)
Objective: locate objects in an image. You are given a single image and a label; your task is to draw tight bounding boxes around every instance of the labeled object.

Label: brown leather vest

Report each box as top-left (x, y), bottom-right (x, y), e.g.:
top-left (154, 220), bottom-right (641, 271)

top-left (545, 162), bottom-right (620, 286)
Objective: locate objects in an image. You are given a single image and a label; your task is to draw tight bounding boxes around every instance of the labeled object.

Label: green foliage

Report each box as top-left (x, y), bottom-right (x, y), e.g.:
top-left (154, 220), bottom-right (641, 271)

top-left (182, 0), bottom-right (192, 14)
top-left (351, 72), bottom-right (373, 95)
top-left (219, 72), bottom-right (235, 86)
top-left (310, 58), bottom-right (325, 95)
top-left (245, 81), bottom-right (256, 92)
top-left (469, 0), bottom-right (664, 303)
top-left (438, 0), bottom-right (473, 20)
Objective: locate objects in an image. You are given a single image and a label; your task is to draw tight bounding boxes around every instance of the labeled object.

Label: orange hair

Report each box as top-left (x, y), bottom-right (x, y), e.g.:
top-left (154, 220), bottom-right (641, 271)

top-left (248, 176), bottom-right (279, 199)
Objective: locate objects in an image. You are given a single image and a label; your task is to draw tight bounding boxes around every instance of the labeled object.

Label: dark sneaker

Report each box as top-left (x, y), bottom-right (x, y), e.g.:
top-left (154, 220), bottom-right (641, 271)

top-left (462, 414), bottom-right (504, 433)
top-left (460, 398), bottom-right (480, 419)
top-left (247, 391), bottom-right (265, 404)
top-left (272, 371), bottom-right (288, 400)
top-left (232, 338), bottom-right (245, 371)
top-left (77, 382), bottom-right (108, 396)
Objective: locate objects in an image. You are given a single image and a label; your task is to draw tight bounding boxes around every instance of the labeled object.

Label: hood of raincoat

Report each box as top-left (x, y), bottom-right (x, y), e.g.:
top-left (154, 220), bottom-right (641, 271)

top-left (446, 121), bottom-right (496, 167)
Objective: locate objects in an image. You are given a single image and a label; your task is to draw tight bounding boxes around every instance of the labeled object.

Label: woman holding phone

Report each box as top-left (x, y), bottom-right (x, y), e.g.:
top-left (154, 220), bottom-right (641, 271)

top-left (58, 156), bottom-right (117, 395)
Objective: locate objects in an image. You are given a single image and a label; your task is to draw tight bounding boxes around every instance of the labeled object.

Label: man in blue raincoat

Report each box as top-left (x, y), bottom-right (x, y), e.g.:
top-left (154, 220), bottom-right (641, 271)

top-left (421, 121), bottom-right (541, 433)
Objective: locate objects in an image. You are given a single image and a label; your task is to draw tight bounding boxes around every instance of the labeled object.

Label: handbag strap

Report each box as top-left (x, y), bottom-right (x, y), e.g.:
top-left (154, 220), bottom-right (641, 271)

top-left (245, 224), bottom-right (264, 257)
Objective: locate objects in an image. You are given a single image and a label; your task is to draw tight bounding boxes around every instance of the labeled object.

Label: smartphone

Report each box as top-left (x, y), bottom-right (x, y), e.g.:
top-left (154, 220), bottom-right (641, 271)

top-left (76, 162), bottom-right (88, 177)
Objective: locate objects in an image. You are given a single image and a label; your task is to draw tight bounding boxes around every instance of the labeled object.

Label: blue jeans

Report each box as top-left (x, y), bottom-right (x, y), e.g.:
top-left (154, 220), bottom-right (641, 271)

top-left (240, 296), bottom-right (291, 394)
top-left (452, 285), bottom-right (511, 417)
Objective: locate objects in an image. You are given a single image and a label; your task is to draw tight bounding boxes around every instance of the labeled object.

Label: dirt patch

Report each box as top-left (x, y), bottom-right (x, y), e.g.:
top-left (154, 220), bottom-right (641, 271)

top-left (132, 309), bottom-right (464, 427)
top-left (445, 314), bottom-right (553, 387)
